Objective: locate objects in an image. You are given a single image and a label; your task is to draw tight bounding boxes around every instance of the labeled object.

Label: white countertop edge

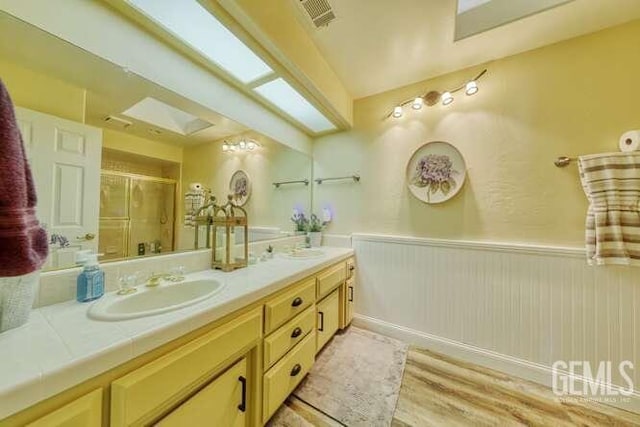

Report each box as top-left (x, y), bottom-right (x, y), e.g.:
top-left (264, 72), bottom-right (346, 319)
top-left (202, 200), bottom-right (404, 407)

top-left (0, 247), bottom-right (354, 420)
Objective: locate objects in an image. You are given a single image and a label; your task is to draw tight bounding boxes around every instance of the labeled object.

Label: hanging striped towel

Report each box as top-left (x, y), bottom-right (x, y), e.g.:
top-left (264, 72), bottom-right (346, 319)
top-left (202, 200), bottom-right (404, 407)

top-left (578, 152), bottom-right (640, 265)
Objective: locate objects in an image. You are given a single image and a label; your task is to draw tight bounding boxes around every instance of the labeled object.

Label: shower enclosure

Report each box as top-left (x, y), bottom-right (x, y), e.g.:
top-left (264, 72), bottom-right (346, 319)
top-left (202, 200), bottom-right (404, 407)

top-left (99, 171), bottom-right (176, 260)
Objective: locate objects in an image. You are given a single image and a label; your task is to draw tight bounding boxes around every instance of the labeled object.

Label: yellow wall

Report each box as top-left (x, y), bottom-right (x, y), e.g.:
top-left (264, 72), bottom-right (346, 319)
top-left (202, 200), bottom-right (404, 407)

top-left (102, 129), bottom-right (184, 163)
top-left (313, 19), bottom-right (640, 247)
top-left (1, 59), bottom-right (85, 122)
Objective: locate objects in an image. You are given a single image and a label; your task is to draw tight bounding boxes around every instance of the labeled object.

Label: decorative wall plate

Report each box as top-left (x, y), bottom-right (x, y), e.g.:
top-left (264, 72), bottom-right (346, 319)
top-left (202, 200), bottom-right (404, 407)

top-left (229, 170), bottom-right (251, 206)
top-left (406, 141), bottom-right (466, 204)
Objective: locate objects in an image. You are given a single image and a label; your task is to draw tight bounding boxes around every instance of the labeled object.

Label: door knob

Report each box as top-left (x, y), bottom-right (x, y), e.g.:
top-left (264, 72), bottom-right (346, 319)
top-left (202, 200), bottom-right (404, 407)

top-left (77, 233), bottom-right (96, 241)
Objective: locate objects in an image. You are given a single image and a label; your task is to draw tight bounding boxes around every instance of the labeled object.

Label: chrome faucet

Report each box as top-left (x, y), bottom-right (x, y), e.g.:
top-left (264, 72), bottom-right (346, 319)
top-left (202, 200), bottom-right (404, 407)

top-left (146, 273), bottom-right (172, 287)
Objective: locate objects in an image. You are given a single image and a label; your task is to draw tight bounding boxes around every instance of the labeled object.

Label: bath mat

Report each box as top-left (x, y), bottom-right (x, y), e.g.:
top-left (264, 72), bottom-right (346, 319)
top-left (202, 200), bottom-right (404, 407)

top-left (293, 327), bottom-right (408, 427)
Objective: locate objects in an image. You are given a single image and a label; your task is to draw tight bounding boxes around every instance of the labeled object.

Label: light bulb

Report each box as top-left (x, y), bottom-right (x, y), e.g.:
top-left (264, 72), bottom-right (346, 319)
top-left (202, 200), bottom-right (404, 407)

top-left (465, 81), bottom-right (478, 96)
top-left (392, 106), bottom-right (403, 118)
top-left (412, 97), bottom-right (424, 110)
top-left (247, 141), bottom-right (256, 150)
top-left (230, 144), bottom-right (238, 152)
top-left (239, 140), bottom-right (246, 150)
top-left (222, 142), bottom-right (230, 152)
top-left (442, 92), bottom-right (454, 106)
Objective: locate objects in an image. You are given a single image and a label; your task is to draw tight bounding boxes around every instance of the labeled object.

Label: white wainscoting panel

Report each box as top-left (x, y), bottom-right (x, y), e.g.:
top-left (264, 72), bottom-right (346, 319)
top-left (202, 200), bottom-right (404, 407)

top-left (352, 233), bottom-right (640, 412)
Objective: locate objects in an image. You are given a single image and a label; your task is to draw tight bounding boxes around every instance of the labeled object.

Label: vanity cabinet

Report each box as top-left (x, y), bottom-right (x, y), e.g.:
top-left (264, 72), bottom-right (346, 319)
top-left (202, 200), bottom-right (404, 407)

top-left (156, 358), bottom-right (247, 427)
top-left (4, 256), bottom-right (354, 427)
top-left (316, 289), bottom-right (341, 352)
top-left (26, 389), bottom-right (102, 427)
top-left (110, 308), bottom-right (262, 427)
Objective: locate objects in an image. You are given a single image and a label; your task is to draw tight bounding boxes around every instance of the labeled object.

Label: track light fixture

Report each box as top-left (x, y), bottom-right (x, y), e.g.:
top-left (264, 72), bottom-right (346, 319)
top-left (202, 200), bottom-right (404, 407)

top-left (222, 138), bottom-right (260, 153)
top-left (388, 69), bottom-right (487, 119)
top-left (441, 92), bottom-right (454, 106)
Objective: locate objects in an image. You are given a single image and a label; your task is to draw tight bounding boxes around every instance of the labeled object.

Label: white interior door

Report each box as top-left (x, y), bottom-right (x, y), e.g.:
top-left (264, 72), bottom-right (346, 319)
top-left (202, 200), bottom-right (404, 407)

top-left (15, 107), bottom-right (102, 269)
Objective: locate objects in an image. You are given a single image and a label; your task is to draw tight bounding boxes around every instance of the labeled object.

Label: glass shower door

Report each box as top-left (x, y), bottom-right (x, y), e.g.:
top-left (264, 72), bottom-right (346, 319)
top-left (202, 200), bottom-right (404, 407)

top-left (99, 174), bottom-right (129, 260)
top-left (128, 178), bottom-right (176, 257)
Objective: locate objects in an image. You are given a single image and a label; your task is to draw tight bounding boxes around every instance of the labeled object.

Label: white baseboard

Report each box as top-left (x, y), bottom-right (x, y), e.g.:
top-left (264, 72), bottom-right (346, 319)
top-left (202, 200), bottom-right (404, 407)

top-left (353, 314), bottom-right (640, 415)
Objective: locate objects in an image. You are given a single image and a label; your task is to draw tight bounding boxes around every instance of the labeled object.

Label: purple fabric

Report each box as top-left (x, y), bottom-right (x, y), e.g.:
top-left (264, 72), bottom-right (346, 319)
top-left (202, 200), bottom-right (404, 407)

top-left (0, 79), bottom-right (48, 277)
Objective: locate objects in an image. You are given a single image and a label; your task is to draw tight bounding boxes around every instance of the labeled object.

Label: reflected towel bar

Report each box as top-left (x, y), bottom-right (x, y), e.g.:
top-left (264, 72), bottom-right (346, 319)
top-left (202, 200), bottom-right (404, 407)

top-left (315, 175), bottom-right (361, 184)
top-left (273, 179), bottom-right (309, 188)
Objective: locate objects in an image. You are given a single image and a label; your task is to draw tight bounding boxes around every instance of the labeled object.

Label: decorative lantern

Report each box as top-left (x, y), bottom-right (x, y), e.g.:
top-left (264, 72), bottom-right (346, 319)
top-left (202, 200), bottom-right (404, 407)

top-left (211, 195), bottom-right (248, 272)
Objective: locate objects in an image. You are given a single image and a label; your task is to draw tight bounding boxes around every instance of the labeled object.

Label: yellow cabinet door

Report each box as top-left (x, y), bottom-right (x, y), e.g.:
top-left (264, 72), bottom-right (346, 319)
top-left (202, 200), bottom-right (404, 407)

top-left (316, 289), bottom-right (340, 353)
top-left (345, 278), bottom-right (355, 326)
top-left (157, 357), bottom-right (247, 427)
top-left (26, 389), bottom-right (102, 427)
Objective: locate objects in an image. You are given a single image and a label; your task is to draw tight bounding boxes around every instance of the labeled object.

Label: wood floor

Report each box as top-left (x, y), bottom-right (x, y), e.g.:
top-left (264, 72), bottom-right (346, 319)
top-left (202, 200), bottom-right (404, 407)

top-left (271, 344), bottom-right (640, 426)
top-left (392, 347), bottom-right (640, 426)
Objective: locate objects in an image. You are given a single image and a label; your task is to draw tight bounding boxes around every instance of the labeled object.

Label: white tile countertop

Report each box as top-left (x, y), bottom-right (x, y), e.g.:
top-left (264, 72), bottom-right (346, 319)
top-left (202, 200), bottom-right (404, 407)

top-left (0, 247), bottom-right (354, 420)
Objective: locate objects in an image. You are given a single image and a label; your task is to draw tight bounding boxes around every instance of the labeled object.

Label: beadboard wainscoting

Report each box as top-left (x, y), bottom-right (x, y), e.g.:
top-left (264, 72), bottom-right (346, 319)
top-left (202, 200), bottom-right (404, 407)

top-left (351, 233), bottom-right (640, 414)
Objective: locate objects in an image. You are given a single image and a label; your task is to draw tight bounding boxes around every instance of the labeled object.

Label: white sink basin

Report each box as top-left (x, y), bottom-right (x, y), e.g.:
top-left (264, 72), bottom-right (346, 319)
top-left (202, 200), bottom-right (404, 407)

top-left (88, 279), bottom-right (224, 321)
top-left (281, 249), bottom-right (325, 260)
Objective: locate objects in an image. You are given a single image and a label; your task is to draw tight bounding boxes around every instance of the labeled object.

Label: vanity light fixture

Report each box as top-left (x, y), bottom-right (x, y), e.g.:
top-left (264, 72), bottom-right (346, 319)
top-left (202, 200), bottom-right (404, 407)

top-left (222, 138), bottom-right (260, 153)
top-left (387, 69), bottom-right (487, 119)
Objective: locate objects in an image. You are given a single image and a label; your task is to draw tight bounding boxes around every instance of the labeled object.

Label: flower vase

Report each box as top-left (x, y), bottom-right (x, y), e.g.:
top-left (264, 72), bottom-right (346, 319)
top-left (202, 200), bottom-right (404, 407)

top-left (308, 232), bottom-right (322, 248)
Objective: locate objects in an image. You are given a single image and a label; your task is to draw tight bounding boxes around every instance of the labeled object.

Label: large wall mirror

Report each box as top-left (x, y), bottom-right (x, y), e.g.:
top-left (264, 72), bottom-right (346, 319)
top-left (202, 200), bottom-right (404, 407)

top-left (0, 12), bottom-right (312, 271)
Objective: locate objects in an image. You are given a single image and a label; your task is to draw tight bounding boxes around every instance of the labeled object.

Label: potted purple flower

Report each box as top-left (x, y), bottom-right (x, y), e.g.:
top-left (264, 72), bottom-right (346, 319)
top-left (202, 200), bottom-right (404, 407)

top-left (307, 214), bottom-right (329, 247)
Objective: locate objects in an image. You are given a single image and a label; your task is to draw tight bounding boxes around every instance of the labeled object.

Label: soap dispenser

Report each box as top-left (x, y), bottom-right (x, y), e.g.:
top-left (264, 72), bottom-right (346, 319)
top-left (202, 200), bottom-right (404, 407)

top-left (77, 254), bottom-right (105, 302)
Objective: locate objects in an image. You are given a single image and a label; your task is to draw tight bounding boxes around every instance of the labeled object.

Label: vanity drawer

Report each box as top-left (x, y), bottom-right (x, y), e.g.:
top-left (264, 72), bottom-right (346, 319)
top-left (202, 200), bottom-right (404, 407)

top-left (111, 308), bottom-right (262, 427)
top-left (316, 262), bottom-right (346, 299)
top-left (264, 278), bottom-right (315, 334)
top-left (263, 332), bottom-right (316, 423)
top-left (264, 305), bottom-right (315, 369)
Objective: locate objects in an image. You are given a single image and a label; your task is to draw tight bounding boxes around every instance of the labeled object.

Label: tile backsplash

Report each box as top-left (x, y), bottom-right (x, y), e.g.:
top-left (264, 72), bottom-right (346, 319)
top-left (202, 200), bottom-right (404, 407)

top-left (35, 235), bottom-right (306, 308)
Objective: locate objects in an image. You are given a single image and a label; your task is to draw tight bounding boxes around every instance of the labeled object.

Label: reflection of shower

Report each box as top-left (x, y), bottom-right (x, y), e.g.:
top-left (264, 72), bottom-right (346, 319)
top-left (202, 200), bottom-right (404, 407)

top-left (99, 171), bottom-right (176, 260)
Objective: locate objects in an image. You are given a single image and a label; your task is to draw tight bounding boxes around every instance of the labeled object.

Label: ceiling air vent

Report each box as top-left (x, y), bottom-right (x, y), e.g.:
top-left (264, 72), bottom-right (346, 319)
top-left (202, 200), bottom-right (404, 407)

top-left (298, 0), bottom-right (336, 28)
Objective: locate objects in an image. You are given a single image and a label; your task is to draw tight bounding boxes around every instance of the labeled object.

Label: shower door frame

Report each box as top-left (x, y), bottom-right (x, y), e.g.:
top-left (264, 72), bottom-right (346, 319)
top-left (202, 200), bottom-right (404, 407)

top-left (100, 170), bottom-right (178, 259)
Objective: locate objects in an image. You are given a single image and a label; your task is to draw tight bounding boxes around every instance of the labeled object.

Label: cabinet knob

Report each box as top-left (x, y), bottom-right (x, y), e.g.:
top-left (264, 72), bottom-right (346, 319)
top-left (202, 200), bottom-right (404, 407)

top-left (291, 297), bottom-right (303, 307)
top-left (77, 233), bottom-right (96, 241)
top-left (291, 327), bottom-right (303, 338)
top-left (290, 363), bottom-right (302, 377)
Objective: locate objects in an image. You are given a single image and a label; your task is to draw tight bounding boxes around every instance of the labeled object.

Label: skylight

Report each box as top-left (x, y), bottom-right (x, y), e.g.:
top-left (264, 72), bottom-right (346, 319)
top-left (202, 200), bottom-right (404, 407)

top-left (455, 0), bottom-right (573, 40)
top-left (122, 97), bottom-right (213, 135)
top-left (254, 78), bottom-right (336, 133)
top-left (457, 0), bottom-right (492, 14)
top-left (126, 0), bottom-right (272, 83)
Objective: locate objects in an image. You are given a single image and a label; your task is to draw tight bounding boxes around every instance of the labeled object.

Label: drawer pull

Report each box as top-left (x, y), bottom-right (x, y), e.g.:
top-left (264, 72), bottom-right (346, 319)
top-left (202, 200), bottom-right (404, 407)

top-left (238, 376), bottom-right (247, 412)
top-left (349, 265), bottom-right (355, 271)
top-left (318, 311), bottom-right (324, 332)
top-left (290, 363), bottom-right (302, 377)
top-left (291, 327), bottom-right (303, 338)
top-left (349, 286), bottom-right (354, 302)
top-left (291, 297), bottom-right (303, 307)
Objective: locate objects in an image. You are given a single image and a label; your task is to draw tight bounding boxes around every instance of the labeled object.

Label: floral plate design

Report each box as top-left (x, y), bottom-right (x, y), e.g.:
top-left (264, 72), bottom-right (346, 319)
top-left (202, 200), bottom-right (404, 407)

top-left (406, 141), bottom-right (466, 204)
top-left (229, 170), bottom-right (251, 206)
